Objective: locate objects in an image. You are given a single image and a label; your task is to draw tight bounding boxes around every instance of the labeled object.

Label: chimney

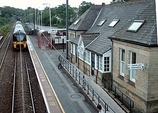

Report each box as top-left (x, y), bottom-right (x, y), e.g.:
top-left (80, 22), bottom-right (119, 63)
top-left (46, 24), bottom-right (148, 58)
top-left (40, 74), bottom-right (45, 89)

top-left (156, 0), bottom-right (158, 44)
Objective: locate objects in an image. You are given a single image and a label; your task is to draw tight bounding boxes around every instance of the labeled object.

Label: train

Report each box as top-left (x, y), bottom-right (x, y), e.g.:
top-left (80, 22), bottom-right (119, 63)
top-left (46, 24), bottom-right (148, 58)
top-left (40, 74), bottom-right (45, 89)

top-left (12, 21), bottom-right (27, 50)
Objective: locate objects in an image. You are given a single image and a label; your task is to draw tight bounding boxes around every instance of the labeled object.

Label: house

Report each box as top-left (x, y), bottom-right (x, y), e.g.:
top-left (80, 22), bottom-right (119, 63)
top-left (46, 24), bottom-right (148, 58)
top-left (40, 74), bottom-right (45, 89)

top-left (69, 4), bottom-right (103, 39)
top-left (69, 0), bottom-right (157, 112)
top-left (109, 0), bottom-right (158, 112)
top-left (70, 33), bottom-right (100, 75)
top-left (70, 0), bottom-right (152, 82)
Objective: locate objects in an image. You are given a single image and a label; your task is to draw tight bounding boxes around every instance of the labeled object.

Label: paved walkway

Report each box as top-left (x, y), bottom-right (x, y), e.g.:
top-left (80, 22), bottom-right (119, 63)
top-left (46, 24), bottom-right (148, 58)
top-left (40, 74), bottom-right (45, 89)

top-left (28, 35), bottom-right (126, 113)
top-left (85, 75), bottom-right (126, 113)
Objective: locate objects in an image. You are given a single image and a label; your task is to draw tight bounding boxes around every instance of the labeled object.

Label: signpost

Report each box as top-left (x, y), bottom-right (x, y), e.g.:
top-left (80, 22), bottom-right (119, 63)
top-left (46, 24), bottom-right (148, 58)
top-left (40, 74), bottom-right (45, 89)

top-left (127, 63), bottom-right (144, 70)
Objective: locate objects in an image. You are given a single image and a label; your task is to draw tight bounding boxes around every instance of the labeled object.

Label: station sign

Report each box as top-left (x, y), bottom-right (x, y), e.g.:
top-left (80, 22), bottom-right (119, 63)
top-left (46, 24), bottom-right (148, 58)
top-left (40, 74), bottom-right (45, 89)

top-left (127, 63), bottom-right (144, 70)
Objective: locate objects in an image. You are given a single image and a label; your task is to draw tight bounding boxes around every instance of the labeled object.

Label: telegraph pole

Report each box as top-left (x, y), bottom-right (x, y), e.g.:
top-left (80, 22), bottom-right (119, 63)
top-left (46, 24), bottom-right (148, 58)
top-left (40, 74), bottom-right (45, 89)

top-left (66, 0), bottom-right (69, 59)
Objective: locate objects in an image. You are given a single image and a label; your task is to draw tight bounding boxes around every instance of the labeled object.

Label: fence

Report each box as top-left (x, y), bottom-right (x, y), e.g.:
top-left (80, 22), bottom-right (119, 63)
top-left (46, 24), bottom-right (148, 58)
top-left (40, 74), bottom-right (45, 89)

top-left (58, 55), bottom-right (116, 113)
top-left (102, 77), bottom-right (134, 112)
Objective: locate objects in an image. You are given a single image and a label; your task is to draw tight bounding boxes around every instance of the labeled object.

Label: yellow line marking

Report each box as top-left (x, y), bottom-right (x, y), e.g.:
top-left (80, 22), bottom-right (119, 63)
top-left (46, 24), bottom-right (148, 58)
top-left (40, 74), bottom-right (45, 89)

top-left (27, 36), bottom-right (65, 113)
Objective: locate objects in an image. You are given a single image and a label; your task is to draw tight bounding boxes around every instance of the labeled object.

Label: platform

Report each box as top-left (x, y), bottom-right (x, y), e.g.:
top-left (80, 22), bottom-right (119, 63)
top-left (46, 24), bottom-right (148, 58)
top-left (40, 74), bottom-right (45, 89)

top-left (27, 36), bottom-right (65, 113)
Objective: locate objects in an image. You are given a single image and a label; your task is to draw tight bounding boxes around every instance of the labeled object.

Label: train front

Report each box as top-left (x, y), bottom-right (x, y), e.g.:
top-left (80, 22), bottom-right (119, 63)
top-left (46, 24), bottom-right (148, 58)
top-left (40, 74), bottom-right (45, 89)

top-left (13, 25), bottom-right (27, 50)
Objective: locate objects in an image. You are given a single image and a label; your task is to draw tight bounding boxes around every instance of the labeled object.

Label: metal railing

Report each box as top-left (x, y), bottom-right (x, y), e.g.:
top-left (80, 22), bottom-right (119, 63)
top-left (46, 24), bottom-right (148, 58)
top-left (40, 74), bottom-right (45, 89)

top-left (102, 77), bottom-right (134, 112)
top-left (58, 55), bottom-right (116, 113)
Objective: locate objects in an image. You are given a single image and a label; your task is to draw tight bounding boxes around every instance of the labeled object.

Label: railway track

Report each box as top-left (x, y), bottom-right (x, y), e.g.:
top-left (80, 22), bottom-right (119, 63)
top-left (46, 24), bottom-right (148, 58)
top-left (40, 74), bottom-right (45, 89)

top-left (0, 26), bottom-right (47, 113)
top-left (12, 51), bottom-right (35, 113)
top-left (0, 32), bottom-right (12, 70)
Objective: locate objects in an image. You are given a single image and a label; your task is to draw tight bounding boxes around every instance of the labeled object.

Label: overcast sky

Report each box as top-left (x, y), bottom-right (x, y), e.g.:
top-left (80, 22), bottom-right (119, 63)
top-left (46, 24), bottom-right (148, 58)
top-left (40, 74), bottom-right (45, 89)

top-left (0, 0), bottom-right (112, 9)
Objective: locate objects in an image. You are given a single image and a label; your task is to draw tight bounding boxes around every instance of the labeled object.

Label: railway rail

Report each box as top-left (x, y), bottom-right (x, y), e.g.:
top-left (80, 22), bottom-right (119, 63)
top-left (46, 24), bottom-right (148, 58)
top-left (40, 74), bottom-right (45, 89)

top-left (12, 50), bottom-right (36, 113)
top-left (0, 33), bottom-right (11, 70)
top-left (0, 26), bottom-right (47, 112)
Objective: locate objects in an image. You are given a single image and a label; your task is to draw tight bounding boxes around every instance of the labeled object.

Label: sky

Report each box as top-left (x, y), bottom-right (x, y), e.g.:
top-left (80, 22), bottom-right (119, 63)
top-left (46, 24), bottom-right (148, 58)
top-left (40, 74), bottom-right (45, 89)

top-left (0, 0), bottom-right (112, 9)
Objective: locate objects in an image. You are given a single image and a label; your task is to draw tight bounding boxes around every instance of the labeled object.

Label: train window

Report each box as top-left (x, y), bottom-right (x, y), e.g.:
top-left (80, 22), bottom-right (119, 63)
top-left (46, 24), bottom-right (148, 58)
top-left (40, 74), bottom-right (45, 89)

top-left (17, 35), bottom-right (25, 41)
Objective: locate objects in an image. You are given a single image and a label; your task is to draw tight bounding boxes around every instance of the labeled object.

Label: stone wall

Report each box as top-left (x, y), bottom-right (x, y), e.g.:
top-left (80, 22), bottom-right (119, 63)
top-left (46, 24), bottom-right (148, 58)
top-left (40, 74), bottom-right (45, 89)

top-left (112, 40), bottom-right (158, 112)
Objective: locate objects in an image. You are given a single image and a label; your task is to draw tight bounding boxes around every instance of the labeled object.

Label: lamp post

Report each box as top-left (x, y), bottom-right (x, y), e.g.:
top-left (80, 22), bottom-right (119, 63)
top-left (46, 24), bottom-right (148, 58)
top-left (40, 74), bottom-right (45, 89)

top-left (40, 10), bottom-right (43, 29)
top-left (34, 8), bottom-right (36, 35)
top-left (66, 0), bottom-right (69, 59)
top-left (43, 3), bottom-right (51, 32)
top-left (35, 8), bottom-right (36, 28)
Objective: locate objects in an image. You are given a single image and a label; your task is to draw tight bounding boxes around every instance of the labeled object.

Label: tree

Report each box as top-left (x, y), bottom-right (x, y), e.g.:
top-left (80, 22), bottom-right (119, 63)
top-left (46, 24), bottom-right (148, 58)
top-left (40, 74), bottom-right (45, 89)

top-left (78, 1), bottom-right (93, 16)
top-left (53, 4), bottom-right (77, 27)
top-left (24, 7), bottom-right (34, 23)
top-left (42, 7), bottom-right (50, 26)
top-left (0, 6), bottom-right (25, 25)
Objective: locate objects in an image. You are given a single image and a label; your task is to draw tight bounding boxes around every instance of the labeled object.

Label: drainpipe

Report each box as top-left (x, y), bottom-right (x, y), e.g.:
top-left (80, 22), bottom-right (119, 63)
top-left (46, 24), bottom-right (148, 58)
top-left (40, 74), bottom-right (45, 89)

top-left (96, 55), bottom-right (99, 84)
top-left (84, 51), bottom-right (85, 74)
top-left (110, 39), bottom-right (114, 88)
top-left (156, 0), bottom-right (158, 44)
top-left (78, 52), bottom-right (79, 68)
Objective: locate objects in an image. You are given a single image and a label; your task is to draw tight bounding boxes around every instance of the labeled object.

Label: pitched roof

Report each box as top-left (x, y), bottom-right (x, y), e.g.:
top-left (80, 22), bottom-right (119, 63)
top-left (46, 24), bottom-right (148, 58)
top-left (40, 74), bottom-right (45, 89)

top-left (69, 5), bottom-right (103, 31)
top-left (86, 0), bottom-right (154, 54)
top-left (109, 0), bottom-right (157, 47)
top-left (70, 33), bottom-right (100, 47)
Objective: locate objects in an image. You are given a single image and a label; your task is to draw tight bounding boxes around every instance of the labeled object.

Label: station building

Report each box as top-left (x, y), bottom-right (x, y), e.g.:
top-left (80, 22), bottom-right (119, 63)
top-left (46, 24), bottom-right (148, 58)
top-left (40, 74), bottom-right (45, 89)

top-left (68, 0), bottom-right (158, 112)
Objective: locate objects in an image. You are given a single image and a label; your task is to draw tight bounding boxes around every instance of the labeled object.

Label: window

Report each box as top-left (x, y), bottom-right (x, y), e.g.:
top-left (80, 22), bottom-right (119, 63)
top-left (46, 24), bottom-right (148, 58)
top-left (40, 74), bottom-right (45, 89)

top-left (73, 18), bottom-right (80, 25)
top-left (99, 56), bottom-right (103, 71)
top-left (71, 44), bottom-right (73, 53)
top-left (130, 51), bottom-right (136, 82)
top-left (85, 50), bottom-right (90, 64)
top-left (127, 20), bottom-right (145, 32)
top-left (108, 19), bottom-right (119, 27)
top-left (95, 55), bottom-right (99, 69)
top-left (72, 44), bottom-right (76, 55)
top-left (55, 36), bottom-right (63, 44)
top-left (91, 53), bottom-right (95, 68)
top-left (97, 19), bottom-right (106, 26)
top-left (70, 33), bottom-right (75, 39)
top-left (120, 49), bottom-right (125, 76)
top-left (78, 51), bottom-right (84, 59)
top-left (104, 57), bottom-right (110, 72)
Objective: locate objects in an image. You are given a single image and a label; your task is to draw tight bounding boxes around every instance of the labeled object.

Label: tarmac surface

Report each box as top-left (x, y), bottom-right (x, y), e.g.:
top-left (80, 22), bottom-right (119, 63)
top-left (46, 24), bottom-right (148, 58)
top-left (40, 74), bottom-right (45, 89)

top-left (28, 35), bottom-right (126, 113)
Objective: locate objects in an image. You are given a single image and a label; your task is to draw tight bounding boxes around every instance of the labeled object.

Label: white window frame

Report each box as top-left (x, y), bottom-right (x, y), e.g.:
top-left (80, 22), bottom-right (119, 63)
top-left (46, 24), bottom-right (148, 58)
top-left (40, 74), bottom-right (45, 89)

top-left (71, 44), bottom-right (73, 53)
top-left (85, 50), bottom-right (91, 65)
top-left (99, 56), bottom-right (103, 71)
top-left (72, 44), bottom-right (76, 55)
top-left (104, 57), bottom-right (110, 72)
top-left (78, 52), bottom-right (84, 60)
top-left (129, 51), bottom-right (136, 82)
top-left (120, 49), bottom-right (125, 76)
top-left (85, 50), bottom-right (90, 64)
top-left (78, 46), bottom-right (84, 60)
top-left (95, 54), bottom-right (99, 69)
